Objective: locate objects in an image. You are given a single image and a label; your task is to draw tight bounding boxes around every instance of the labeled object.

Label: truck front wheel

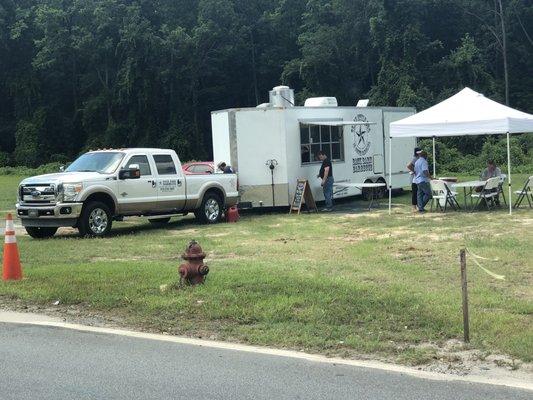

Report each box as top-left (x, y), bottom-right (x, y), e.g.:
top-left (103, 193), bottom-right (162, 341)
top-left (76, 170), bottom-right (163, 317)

top-left (78, 201), bottom-right (112, 237)
top-left (25, 227), bottom-right (58, 239)
top-left (195, 192), bottom-right (223, 224)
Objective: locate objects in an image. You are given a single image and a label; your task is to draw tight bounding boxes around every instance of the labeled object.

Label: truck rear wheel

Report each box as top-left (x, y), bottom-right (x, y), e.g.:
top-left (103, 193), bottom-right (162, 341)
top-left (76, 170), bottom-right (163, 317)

top-left (25, 227), bottom-right (58, 239)
top-left (195, 192), bottom-right (223, 224)
top-left (78, 201), bottom-right (112, 237)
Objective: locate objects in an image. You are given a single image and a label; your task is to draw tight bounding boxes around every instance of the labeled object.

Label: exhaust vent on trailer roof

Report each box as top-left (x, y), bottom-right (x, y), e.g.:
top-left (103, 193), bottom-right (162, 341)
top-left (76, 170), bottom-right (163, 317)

top-left (268, 86), bottom-right (295, 108)
top-left (304, 97), bottom-right (338, 107)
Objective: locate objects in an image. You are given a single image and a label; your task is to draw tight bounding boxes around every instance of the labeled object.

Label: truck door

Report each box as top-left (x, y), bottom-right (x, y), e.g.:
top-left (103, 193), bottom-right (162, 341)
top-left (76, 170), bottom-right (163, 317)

top-left (118, 154), bottom-right (158, 213)
top-left (152, 153), bottom-right (186, 212)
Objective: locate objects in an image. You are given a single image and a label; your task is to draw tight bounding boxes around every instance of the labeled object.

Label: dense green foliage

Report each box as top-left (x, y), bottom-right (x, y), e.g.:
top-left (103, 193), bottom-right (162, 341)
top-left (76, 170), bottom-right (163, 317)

top-left (420, 136), bottom-right (532, 175)
top-left (1, 0), bottom-right (532, 167)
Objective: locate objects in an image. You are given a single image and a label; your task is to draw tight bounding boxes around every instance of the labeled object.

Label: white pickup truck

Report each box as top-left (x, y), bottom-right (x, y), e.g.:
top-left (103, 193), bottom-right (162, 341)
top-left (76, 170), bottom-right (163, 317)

top-left (16, 148), bottom-right (238, 238)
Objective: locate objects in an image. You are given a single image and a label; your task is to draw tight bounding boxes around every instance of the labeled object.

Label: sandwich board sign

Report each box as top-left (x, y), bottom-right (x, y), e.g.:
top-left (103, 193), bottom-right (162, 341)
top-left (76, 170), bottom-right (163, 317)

top-left (289, 179), bottom-right (318, 214)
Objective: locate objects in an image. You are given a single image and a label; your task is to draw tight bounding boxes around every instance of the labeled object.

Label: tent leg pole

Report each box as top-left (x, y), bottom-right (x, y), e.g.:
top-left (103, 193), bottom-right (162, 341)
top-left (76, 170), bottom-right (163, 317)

top-left (507, 132), bottom-right (512, 215)
top-left (432, 136), bottom-right (436, 177)
top-left (388, 137), bottom-right (392, 215)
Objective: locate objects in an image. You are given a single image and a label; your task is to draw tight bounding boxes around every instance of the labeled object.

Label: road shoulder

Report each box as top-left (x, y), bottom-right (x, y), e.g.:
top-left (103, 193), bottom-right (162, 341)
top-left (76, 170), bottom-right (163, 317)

top-left (1, 309), bottom-right (531, 392)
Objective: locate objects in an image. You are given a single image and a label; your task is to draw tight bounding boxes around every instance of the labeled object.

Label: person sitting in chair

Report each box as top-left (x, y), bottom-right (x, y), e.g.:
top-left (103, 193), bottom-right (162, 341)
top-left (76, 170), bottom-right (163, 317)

top-left (481, 160), bottom-right (502, 181)
top-left (478, 160), bottom-right (502, 205)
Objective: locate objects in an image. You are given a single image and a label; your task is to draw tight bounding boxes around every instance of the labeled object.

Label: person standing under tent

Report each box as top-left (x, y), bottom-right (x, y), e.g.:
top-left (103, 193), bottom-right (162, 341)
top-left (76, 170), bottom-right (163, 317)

top-left (317, 150), bottom-right (334, 211)
top-left (413, 150), bottom-right (432, 212)
top-left (407, 147), bottom-right (421, 212)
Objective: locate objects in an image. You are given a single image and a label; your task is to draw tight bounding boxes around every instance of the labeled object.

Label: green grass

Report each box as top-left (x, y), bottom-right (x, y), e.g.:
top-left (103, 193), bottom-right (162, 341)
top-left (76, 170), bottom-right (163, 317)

top-left (0, 174), bottom-right (532, 365)
top-left (0, 175), bottom-right (19, 213)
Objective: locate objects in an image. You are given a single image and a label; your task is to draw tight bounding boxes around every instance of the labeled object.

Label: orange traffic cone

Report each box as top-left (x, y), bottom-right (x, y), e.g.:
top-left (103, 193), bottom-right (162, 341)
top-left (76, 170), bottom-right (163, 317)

top-left (2, 213), bottom-right (22, 281)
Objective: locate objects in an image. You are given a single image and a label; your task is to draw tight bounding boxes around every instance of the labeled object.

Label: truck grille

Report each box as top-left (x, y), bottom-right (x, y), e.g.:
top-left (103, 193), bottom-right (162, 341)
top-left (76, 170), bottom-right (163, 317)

top-left (20, 184), bottom-right (57, 204)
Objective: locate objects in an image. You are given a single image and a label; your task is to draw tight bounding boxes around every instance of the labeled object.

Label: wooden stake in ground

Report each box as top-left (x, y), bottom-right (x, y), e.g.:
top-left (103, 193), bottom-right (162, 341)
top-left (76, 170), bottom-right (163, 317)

top-left (460, 249), bottom-right (470, 343)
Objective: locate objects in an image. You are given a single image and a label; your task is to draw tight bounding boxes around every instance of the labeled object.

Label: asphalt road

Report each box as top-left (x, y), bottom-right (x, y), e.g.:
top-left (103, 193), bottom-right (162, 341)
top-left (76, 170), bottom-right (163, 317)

top-left (0, 323), bottom-right (530, 400)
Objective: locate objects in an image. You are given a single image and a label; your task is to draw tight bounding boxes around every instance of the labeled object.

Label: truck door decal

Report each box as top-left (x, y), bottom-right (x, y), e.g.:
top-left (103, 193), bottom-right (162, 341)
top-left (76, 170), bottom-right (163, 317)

top-left (159, 179), bottom-right (178, 192)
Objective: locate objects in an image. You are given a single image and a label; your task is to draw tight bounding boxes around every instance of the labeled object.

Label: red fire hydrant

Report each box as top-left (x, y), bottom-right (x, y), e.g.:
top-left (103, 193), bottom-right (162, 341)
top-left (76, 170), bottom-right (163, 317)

top-left (179, 240), bottom-right (209, 286)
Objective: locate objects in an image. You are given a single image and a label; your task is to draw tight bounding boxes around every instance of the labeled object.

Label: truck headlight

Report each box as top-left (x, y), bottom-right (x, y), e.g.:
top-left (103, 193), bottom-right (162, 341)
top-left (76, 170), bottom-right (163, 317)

top-left (62, 183), bottom-right (83, 201)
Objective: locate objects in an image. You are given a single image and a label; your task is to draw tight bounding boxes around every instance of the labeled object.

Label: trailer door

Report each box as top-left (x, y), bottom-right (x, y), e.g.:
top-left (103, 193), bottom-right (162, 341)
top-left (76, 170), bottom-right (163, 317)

top-left (373, 154), bottom-right (384, 174)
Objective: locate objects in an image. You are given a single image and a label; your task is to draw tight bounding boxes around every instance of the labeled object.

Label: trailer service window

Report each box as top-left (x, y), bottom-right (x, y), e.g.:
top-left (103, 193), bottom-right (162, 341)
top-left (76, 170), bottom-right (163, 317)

top-left (300, 123), bottom-right (344, 164)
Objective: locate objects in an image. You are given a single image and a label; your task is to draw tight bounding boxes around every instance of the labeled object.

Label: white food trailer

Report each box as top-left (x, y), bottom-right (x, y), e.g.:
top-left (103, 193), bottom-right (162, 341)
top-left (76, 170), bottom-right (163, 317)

top-left (211, 86), bottom-right (416, 208)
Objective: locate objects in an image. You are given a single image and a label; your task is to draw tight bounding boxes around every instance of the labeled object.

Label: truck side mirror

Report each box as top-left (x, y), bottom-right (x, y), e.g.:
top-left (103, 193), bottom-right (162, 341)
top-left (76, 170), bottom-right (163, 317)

top-left (59, 165), bottom-right (65, 172)
top-left (119, 167), bottom-right (141, 180)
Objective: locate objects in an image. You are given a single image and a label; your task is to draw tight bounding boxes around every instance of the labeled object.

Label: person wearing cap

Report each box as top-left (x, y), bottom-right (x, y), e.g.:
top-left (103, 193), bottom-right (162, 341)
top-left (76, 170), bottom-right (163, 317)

top-left (407, 147), bottom-right (421, 212)
top-left (413, 150), bottom-right (432, 212)
top-left (217, 161), bottom-right (234, 174)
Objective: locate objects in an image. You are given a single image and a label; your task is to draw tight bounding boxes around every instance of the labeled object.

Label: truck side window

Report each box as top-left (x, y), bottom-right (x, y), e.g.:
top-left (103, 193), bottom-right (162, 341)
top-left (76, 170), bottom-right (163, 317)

top-left (128, 155), bottom-right (152, 176)
top-left (154, 154), bottom-right (177, 175)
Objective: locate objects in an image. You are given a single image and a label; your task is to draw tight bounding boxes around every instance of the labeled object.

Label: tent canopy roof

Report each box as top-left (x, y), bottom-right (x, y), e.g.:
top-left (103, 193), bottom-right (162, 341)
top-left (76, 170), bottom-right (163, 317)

top-left (390, 87), bottom-right (533, 138)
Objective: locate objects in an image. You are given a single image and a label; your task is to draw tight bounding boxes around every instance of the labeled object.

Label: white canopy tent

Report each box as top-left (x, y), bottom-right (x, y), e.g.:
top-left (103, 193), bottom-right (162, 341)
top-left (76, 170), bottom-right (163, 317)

top-left (388, 87), bottom-right (533, 215)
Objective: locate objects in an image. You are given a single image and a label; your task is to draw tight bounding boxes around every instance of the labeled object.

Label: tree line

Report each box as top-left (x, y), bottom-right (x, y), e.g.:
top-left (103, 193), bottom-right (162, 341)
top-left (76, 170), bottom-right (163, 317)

top-left (0, 0), bottom-right (532, 168)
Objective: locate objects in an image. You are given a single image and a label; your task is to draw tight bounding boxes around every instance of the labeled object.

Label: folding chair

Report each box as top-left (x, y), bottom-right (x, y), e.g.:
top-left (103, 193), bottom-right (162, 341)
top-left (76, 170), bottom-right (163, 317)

top-left (469, 177), bottom-right (500, 211)
top-left (497, 174), bottom-right (507, 206)
top-left (513, 176), bottom-right (533, 208)
top-left (430, 180), bottom-right (460, 212)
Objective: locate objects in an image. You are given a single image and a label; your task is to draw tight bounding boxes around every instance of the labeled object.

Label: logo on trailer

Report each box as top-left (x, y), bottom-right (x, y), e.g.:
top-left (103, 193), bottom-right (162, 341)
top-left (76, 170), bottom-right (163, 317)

top-left (351, 114), bottom-right (371, 156)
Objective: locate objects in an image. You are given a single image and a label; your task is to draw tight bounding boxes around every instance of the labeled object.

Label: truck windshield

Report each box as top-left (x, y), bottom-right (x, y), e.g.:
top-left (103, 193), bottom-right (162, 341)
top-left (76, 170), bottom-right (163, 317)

top-left (66, 152), bottom-right (124, 174)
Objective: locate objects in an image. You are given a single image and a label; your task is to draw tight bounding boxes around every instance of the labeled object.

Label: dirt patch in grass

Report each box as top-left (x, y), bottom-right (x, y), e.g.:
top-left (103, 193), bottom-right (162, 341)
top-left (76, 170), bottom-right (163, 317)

top-left (327, 236), bottom-right (363, 243)
top-left (341, 212), bottom-right (383, 219)
top-left (205, 232), bottom-right (231, 237)
top-left (206, 251), bottom-right (242, 260)
top-left (90, 256), bottom-right (151, 262)
top-left (167, 228), bottom-right (199, 236)
top-left (404, 339), bottom-right (533, 382)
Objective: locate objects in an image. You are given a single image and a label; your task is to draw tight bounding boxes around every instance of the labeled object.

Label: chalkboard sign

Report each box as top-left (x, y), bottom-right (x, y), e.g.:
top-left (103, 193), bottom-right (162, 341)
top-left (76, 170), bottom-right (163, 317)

top-left (289, 179), bottom-right (318, 214)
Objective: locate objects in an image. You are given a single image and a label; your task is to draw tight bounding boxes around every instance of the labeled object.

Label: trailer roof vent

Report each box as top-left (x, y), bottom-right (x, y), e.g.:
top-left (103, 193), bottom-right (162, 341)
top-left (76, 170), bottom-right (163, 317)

top-left (304, 97), bottom-right (338, 107)
top-left (269, 85), bottom-right (295, 108)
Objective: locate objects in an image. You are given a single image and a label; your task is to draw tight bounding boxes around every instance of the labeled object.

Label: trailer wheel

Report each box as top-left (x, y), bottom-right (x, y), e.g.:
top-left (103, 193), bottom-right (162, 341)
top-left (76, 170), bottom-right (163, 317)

top-left (195, 192), bottom-right (223, 224)
top-left (78, 201), bottom-right (112, 237)
top-left (376, 177), bottom-right (387, 199)
top-left (25, 227), bottom-right (58, 239)
top-left (361, 179), bottom-right (374, 201)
